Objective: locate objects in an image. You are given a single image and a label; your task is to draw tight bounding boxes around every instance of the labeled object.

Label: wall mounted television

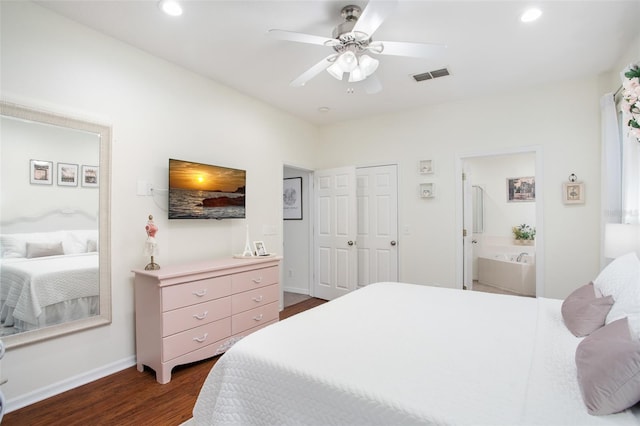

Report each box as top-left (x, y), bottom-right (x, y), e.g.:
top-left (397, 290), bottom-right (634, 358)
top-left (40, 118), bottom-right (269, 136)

top-left (168, 158), bottom-right (246, 219)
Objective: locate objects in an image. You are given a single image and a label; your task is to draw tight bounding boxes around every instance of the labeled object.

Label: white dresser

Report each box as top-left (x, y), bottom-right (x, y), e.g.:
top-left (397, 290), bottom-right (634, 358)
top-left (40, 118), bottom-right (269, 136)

top-left (132, 256), bottom-right (281, 384)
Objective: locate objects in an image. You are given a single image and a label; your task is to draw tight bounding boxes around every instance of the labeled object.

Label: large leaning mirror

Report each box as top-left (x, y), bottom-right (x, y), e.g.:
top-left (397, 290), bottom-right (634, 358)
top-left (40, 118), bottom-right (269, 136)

top-left (0, 100), bottom-right (111, 348)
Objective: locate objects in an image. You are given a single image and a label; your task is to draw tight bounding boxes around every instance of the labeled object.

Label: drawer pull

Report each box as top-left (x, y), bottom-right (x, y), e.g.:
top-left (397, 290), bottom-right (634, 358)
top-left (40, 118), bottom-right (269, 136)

top-left (252, 295), bottom-right (263, 302)
top-left (253, 314), bottom-right (263, 321)
top-left (192, 289), bottom-right (207, 297)
top-left (193, 333), bottom-right (208, 343)
top-left (193, 311), bottom-right (208, 320)
top-left (252, 277), bottom-right (263, 284)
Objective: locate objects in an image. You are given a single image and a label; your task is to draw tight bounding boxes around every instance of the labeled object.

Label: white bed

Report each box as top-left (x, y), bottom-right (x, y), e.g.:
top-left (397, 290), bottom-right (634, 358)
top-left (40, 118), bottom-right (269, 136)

top-left (0, 229), bottom-right (99, 332)
top-left (193, 282), bottom-right (640, 425)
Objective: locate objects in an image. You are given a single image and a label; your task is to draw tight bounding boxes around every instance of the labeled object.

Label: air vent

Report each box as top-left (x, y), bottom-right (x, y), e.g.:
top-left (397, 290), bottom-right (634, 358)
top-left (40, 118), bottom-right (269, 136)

top-left (413, 67), bottom-right (450, 82)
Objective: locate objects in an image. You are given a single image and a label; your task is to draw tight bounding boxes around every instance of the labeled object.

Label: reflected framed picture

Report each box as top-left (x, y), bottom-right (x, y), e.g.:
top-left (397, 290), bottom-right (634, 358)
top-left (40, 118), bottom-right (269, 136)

top-left (30, 159), bottom-right (53, 185)
top-left (563, 182), bottom-right (585, 204)
top-left (57, 162), bottom-right (78, 186)
top-left (283, 177), bottom-right (302, 220)
top-left (507, 176), bottom-right (535, 202)
top-left (81, 165), bottom-right (99, 188)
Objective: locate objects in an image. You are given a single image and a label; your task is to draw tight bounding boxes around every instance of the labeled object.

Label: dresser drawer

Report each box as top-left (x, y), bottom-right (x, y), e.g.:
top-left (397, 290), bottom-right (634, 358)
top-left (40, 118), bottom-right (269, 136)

top-left (162, 317), bottom-right (231, 362)
top-left (162, 296), bottom-right (231, 337)
top-left (162, 275), bottom-right (232, 312)
top-left (232, 301), bottom-right (279, 335)
top-left (232, 284), bottom-right (279, 314)
top-left (231, 266), bottom-right (278, 293)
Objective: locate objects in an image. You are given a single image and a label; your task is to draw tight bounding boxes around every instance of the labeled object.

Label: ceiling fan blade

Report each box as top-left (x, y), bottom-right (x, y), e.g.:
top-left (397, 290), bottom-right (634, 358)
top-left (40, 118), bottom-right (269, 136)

top-left (268, 29), bottom-right (337, 47)
top-left (363, 75), bottom-right (382, 95)
top-left (352, 0), bottom-right (398, 37)
top-left (371, 40), bottom-right (447, 58)
top-left (290, 54), bottom-right (337, 87)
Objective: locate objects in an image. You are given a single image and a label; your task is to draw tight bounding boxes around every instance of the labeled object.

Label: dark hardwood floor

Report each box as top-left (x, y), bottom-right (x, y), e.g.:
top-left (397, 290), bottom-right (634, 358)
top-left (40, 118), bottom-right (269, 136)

top-left (3, 297), bottom-right (326, 426)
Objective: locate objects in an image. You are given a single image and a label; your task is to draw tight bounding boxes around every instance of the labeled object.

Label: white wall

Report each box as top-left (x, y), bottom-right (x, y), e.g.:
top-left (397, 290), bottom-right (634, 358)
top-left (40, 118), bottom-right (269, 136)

top-left (1, 2), bottom-right (319, 407)
top-left (318, 77), bottom-right (603, 299)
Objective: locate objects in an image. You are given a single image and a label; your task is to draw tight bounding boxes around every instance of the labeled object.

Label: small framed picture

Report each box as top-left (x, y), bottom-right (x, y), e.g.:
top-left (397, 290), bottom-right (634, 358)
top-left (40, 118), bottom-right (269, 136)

top-left (81, 165), bottom-right (99, 188)
top-left (30, 159), bottom-right (53, 185)
top-left (253, 241), bottom-right (268, 256)
top-left (420, 183), bottom-right (435, 198)
top-left (563, 182), bottom-right (585, 204)
top-left (57, 163), bottom-right (79, 186)
top-left (419, 159), bottom-right (434, 174)
top-left (283, 177), bottom-right (303, 220)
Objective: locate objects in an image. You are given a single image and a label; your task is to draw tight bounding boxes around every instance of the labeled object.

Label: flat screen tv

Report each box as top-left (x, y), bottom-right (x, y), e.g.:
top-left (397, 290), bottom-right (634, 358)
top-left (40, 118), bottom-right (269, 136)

top-left (169, 158), bottom-right (246, 219)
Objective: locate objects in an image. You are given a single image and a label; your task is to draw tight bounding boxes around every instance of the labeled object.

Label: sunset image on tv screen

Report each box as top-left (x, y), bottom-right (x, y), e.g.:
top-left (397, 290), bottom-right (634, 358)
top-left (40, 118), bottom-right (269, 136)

top-left (169, 159), bottom-right (246, 219)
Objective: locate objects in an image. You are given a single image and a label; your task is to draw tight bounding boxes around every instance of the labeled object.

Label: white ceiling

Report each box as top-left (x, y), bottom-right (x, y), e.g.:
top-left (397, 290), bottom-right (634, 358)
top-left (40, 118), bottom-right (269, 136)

top-left (37, 0), bottom-right (639, 125)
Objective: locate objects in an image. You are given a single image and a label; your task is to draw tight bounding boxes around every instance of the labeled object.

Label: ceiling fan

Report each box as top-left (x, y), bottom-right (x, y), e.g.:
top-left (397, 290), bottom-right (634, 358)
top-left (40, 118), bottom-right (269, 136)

top-left (268, 0), bottom-right (446, 93)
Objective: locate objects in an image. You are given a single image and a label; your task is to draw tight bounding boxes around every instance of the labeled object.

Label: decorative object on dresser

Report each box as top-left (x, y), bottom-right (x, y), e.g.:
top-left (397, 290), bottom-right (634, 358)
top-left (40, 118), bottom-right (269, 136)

top-left (143, 214), bottom-right (160, 270)
top-left (132, 256), bottom-right (281, 384)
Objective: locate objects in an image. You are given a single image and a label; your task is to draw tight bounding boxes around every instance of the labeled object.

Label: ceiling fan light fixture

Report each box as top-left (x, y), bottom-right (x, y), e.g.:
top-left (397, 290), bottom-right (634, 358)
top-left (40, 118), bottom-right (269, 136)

top-left (327, 63), bottom-right (344, 80)
top-left (359, 54), bottom-right (379, 77)
top-left (336, 51), bottom-right (358, 72)
top-left (348, 67), bottom-right (366, 83)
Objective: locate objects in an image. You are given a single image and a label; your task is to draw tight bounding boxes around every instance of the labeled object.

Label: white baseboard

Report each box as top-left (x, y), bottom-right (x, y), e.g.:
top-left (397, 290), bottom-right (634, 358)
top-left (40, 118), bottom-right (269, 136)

top-left (5, 355), bottom-right (136, 413)
top-left (283, 286), bottom-right (309, 295)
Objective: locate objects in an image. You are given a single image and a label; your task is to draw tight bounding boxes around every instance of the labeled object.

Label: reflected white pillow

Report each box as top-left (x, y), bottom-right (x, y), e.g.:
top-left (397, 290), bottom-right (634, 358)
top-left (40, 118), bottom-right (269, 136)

top-left (594, 252), bottom-right (640, 337)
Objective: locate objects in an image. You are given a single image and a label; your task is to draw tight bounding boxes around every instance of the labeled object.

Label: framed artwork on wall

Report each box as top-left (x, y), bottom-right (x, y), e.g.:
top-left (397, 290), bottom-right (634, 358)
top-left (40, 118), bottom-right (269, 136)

top-left (57, 162), bottom-right (78, 186)
top-left (507, 176), bottom-right (535, 202)
top-left (562, 182), bottom-right (585, 204)
top-left (283, 177), bottom-right (302, 220)
top-left (30, 159), bottom-right (53, 185)
top-left (420, 183), bottom-right (435, 198)
top-left (419, 159), bottom-right (434, 174)
top-left (81, 165), bottom-right (99, 188)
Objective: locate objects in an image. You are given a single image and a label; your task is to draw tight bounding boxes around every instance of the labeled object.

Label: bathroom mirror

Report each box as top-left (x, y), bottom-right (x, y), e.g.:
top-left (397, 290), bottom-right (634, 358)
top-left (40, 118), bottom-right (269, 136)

top-left (472, 185), bottom-right (484, 233)
top-left (0, 100), bottom-right (111, 348)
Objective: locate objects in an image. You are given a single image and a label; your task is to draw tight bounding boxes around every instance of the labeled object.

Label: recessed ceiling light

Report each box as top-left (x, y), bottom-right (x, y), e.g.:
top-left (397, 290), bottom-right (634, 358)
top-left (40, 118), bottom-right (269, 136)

top-left (318, 107), bottom-right (331, 113)
top-left (521, 7), bottom-right (542, 23)
top-left (159, 0), bottom-right (183, 17)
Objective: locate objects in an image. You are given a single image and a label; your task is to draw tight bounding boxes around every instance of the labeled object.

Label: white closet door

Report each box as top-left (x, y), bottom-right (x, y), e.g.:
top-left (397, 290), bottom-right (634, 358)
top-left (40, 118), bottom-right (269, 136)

top-left (356, 165), bottom-right (398, 287)
top-left (313, 167), bottom-right (357, 300)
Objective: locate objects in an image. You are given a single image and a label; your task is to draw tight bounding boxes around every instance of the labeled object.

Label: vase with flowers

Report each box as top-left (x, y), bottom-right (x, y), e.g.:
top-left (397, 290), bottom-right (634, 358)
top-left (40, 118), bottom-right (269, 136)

top-left (621, 64), bottom-right (640, 143)
top-left (512, 224), bottom-right (536, 245)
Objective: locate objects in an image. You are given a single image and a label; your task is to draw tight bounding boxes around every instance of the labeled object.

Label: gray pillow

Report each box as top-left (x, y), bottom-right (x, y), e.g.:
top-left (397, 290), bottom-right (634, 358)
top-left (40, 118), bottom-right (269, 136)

top-left (575, 317), bottom-right (640, 415)
top-left (26, 241), bottom-right (64, 258)
top-left (561, 283), bottom-right (614, 337)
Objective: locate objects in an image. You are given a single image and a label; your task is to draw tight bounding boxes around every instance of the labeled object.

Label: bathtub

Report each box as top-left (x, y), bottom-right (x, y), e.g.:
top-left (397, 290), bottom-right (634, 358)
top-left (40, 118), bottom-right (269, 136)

top-left (477, 255), bottom-right (535, 296)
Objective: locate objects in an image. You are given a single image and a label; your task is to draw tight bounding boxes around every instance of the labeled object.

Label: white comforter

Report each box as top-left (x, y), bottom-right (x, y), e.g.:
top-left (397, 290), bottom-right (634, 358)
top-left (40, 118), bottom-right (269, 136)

top-left (193, 282), bottom-right (640, 425)
top-left (0, 253), bottom-right (98, 326)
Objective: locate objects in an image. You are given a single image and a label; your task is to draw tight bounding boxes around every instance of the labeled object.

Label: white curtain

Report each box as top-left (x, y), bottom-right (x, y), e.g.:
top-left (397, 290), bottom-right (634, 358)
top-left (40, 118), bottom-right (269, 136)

top-left (601, 94), bottom-right (622, 224)
top-left (621, 102), bottom-right (640, 225)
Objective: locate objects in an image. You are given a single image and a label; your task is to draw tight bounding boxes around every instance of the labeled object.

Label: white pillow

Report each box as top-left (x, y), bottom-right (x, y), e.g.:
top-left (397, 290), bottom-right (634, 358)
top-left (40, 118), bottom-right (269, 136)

top-left (594, 252), bottom-right (640, 337)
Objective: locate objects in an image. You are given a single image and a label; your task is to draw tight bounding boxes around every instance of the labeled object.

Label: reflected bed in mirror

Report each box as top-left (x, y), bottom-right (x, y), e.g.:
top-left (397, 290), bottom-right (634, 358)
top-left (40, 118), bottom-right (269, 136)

top-left (0, 100), bottom-right (111, 348)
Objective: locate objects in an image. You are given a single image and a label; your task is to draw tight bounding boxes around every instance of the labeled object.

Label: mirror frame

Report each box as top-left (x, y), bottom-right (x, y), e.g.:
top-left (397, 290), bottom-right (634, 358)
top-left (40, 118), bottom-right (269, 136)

top-left (0, 100), bottom-right (112, 348)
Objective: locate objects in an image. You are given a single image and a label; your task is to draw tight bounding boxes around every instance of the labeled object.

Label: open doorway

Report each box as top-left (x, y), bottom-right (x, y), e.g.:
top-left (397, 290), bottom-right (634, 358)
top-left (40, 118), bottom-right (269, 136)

top-left (456, 147), bottom-right (545, 297)
top-left (282, 165), bottom-right (313, 307)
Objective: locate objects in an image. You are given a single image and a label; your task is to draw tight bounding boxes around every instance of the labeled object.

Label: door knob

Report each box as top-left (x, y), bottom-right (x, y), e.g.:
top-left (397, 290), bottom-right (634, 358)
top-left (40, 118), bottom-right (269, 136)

top-left (390, 240), bottom-right (397, 246)
top-left (348, 240), bottom-right (354, 246)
